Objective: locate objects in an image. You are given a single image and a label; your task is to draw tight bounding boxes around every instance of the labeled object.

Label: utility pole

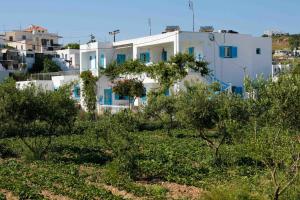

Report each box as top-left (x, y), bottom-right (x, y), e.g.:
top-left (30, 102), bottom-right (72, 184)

top-left (148, 18), bottom-right (152, 36)
top-left (109, 30), bottom-right (120, 42)
top-left (189, 0), bottom-right (195, 32)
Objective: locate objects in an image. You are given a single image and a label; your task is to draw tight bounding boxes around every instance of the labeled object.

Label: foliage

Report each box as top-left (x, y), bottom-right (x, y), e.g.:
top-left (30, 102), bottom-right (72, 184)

top-left (113, 78), bottom-right (145, 107)
top-left (246, 127), bottom-right (300, 200)
top-left (64, 43), bottom-right (80, 49)
top-left (80, 71), bottom-right (98, 118)
top-left (104, 60), bottom-right (147, 81)
top-left (42, 57), bottom-right (61, 73)
top-left (0, 80), bottom-right (77, 160)
top-left (29, 55), bottom-right (61, 73)
top-left (245, 73), bottom-right (300, 131)
top-left (144, 93), bottom-right (178, 134)
top-left (288, 34), bottom-right (300, 50)
top-left (104, 53), bottom-right (209, 92)
top-left (1, 61), bottom-right (300, 199)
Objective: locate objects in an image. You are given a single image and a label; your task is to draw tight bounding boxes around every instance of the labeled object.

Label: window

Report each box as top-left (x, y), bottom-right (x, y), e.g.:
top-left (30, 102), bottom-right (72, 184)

top-left (188, 47), bottom-right (195, 56)
top-left (224, 47), bottom-right (232, 58)
top-left (116, 54), bottom-right (126, 64)
top-left (41, 39), bottom-right (47, 46)
top-left (100, 54), bottom-right (105, 67)
top-left (140, 52), bottom-right (150, 63)
top-left (161, 49), bottom-right (167, 61)
top-left (73, 85), bottom-right (80, 99)
top-left (115, 94), bottom-right (129, 100)
top-left (9, 36), bottom-right (13, 41)
top-left (26, 54), bottom-right (34, 58)
top-left (22, 35), bottom-right (26, 40)
top-left (220, 46), bottom-right (238, 58)
top-left (256, 48), bottom-right (261, 55)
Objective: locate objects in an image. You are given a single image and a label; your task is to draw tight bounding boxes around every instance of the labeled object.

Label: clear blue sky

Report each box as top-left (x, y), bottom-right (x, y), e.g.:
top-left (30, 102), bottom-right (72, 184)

top-left (1, 0), bottom-right (299, 44)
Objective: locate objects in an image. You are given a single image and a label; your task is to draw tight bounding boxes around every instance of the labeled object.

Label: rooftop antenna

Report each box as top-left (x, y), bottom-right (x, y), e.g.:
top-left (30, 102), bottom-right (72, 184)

top-left (188, 0), bottom-right (195, 32)
top-left (109, 30), bottom-right (120, 42)
top-left (89, 34), bottom-right (96, 43)
top-left (148, 18), bottom-right (152, 36)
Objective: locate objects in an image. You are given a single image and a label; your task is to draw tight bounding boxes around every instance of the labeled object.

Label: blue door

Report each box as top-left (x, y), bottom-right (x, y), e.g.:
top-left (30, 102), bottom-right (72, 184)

top-left (188, 47), bottom-right (195, 56)
top-left (140, 52), bottom-right (150, 63)
top-left (117, 54), bottom-right (126, 64)
top-left (104, 89), bottom-right (112, 105)
top-left (161, 50), bottom-right (167, 62)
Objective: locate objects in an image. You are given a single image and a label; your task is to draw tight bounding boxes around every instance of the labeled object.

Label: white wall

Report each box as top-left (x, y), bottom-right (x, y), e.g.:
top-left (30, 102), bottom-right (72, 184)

top-left (179, 32), bottom-right (272, 86)
top-left (52, 75), bottom-right (79, 90)
top-left (56, 49), bottom-right (80, 69)
top-left (80, 42), bottom-right (114, 76)
top-left (0, 71), bottom-right (9, 83)
top-left (16, 80), bottom-right (54, 91)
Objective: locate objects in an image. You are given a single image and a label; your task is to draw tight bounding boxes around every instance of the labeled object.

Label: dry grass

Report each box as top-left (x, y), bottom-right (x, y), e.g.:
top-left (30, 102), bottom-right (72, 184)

top-left (0, 189), bottom-right (19, 200)
top-left (41, 190), bottom-right (74, 200)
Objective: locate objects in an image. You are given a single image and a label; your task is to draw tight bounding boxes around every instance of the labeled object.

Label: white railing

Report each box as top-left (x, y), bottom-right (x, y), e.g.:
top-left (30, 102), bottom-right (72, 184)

top-left (97, 105), bottom-right (130, 114)
top-left (272, 64), bottom-right (290, 78)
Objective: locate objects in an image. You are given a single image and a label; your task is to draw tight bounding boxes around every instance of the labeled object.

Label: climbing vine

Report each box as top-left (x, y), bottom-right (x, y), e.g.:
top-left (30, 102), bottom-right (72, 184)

top-left (103, 53), bottom-right (209, 94)
top-left (80, 71), bottom-right (98, 118)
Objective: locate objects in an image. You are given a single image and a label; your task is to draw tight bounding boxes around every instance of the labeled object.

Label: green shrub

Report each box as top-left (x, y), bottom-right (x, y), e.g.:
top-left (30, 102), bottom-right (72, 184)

top-left (0, 193), bottom-right (6, 200)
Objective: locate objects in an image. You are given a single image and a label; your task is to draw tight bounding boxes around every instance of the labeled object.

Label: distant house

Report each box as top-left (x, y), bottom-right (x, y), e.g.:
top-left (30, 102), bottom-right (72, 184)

top-left (80, 28), bottom-right (272, 112)
top-left (0, 48), bottom-right (23, 71)
top-left (3, 25), bottom-right (63, 70)
top-left (5, 25), bottom-right (62, 54)
top-left (55, 48), bottom-right (80, 69)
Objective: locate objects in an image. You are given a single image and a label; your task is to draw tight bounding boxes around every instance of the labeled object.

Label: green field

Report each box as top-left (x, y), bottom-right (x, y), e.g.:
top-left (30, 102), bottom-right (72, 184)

top-left (1, 128), bottom-right (299, 200)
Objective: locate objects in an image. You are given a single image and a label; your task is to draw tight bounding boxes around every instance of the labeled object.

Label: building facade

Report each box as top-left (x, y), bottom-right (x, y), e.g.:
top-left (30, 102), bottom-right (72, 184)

top-left (79, 30), bottom-right (272, 111)
top-left (56, 48), bottom-right (80, 69)
top-left (5, 25), bottom-right (62, 54)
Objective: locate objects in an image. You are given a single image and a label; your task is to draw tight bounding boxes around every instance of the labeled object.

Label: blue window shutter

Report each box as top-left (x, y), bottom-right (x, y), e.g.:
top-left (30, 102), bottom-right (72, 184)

top-left (146, 52), bottom-right (150, 62)
top-left (164, 89), bottom-right (170, 96)
top-left (140, 52), bottom-right (150, 63)
top-left (162, 50), bottom-right (167, 61)
top-left (219, 46), bottom-right (225, 58)
top-left (100, 54), bottom-right (105, 66)
top-left (140, 53), bottom-right (144, 62)
top-left (232, 47), bottom-right (238, 58)
top-left (115, 94), bottom-right (120, 100)
top-left (117, 54), bottom-right (126, 64)
top-left (104, 89), bottom-right (113, 105)
top-left (188, 47), bottom-right (195, 56)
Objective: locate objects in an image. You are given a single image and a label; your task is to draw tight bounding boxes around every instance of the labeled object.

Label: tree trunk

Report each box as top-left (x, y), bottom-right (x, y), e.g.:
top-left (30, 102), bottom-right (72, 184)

top-left (274, 187), bottom-right (280, 200)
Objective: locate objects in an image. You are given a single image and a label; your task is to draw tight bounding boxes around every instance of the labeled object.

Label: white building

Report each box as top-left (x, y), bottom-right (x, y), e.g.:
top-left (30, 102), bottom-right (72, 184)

top-left (16, 74), bottom-right (80, 100)
top-left (16, 80), bottom-right (54, 91)
top-left (5, 25), bottom-right (62, 54)
top-left (0, 35), bottom-right (5, 48)
top-left (56, 48), bottom-right (80, 69)
top-left (0, 63), bottom-right (9, 82)
top-left (80, 29), bottom-right (272, 110)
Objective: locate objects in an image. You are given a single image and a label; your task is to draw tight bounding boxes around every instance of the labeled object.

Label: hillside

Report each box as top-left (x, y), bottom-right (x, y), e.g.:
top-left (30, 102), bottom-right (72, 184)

top-left (272, 36), bottom-right (290, 50)
top-left (272, 34), bottom-right (300, 50)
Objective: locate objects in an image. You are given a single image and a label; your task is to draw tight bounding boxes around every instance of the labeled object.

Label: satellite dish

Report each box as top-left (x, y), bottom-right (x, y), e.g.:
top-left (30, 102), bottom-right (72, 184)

top-left (209, 33), bottom-right (215, 41)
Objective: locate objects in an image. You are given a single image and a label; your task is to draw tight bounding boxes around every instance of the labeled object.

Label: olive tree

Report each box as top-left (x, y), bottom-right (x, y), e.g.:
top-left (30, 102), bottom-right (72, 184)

top-left (144, 93), bottom-right (178, 134)
top-left (0, 80), bottom-right (77, 160)
top-left (246, 127), bottom-right (300, 200)
top-left (176, 83), bottom-right (250, 161)
top-left (113, 78), bottom-right (146, 109)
